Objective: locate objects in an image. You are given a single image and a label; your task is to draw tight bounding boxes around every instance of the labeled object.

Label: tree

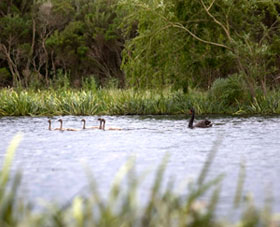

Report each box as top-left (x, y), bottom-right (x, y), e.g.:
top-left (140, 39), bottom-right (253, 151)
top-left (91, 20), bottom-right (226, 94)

top-left (0, 0), bottom-right (36, 86)
top-left (0, 14), bottom-right (32, 86)
top-left (0, 0), bottom-right (125, 88)
top-left (46, 0), bottom-right (125, 87)
top-left (119, 0), bottom-right (280, 95)
top-left (34, 0), bottom-right (75, 84)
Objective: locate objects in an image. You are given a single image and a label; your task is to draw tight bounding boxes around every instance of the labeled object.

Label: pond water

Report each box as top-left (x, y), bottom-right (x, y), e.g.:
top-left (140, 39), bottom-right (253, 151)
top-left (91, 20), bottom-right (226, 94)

top-left (0, 115), bottom-right (280, 220)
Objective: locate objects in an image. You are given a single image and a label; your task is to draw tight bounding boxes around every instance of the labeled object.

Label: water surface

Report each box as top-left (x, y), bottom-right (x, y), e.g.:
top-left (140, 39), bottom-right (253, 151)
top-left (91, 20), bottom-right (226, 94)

top-left (0, 115), bottom-right (280, 220)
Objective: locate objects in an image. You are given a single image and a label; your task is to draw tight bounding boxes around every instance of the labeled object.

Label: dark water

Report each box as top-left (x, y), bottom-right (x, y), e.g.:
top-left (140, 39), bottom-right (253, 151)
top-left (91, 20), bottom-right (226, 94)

top-left (0, 115), bottom-right (280, 220)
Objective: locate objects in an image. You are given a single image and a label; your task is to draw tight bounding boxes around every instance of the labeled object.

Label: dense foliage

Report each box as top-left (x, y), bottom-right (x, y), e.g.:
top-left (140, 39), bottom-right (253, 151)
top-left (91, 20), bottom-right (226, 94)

top-left (1, 0), bottom-right (280, 96)
top-left (0, 0), bottom-right (124, 88)
top-left (120, 0), bottom-right (280, 94)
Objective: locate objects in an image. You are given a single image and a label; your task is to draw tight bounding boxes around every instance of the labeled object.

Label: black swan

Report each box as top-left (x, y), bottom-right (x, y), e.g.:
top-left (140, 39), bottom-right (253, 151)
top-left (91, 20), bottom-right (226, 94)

top-left (81, 119), bottom-right (102, 130)
top-left (99, 118), bottom-right (121, 130)
top-left (188, 108), bottom-right (212, 129)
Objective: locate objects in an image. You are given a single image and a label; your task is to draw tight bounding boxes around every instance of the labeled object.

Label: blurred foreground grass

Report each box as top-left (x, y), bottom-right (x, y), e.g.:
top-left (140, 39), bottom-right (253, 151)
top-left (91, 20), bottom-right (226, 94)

top-left (0, 135), bottom-right (280, 227)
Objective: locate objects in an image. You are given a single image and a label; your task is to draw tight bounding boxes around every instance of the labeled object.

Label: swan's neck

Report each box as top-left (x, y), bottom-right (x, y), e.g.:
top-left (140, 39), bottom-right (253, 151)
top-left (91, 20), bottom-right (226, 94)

top-left (188, 111), bottom-right (195, 128)
top-left (82, 121), bottom-right (86, 129)
top-left (98, 120), bottom-right (102, 129)
top-left (102, 120), bottom-right (105, 130)
top-left (59, 121), bottom-right (63, 130)
top-left (48, 121), bottom-right (51, 130)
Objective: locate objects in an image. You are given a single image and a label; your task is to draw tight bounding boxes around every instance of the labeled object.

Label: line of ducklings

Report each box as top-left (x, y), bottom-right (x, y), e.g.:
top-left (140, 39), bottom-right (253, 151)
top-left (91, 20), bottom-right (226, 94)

top-left (48, 118), bottom-right (121, 131)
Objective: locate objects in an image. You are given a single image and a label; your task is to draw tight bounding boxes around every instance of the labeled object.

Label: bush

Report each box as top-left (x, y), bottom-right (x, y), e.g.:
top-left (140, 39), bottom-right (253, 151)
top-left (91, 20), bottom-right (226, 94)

top-left (81, 76), bottom-right (98, 92)
top-left (210, 74), bottom-right (249, 107)
top-left (51, 69), bottom-right (71, 90)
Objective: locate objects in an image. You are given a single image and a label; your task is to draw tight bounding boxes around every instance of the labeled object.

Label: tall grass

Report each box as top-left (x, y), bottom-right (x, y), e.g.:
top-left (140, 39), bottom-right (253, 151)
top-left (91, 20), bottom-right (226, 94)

top-left (1, 135), bottom-right (280, 226)
top-left (0, 87), bottom-right (280, 116)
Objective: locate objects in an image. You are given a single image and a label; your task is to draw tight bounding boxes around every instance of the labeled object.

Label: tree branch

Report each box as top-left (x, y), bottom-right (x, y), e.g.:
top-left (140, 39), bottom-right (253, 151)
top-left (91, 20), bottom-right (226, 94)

top-left (199, 0), bottom-right (233, 42)
top-left (171, 23), bottom-right (231, 50)
top-left (207, 0), bottom-right (216, 11)
top-left (130, 2), bottom-right (232, 50)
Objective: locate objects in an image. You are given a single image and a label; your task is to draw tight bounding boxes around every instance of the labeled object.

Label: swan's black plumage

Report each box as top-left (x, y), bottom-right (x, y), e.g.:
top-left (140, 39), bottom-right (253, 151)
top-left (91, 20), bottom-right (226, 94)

top-left (188, 108), bottom-right (212, 129)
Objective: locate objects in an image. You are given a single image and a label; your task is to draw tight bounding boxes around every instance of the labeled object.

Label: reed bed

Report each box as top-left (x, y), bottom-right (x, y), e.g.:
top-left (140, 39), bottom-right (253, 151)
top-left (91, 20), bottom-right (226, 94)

top-left (1, 135), bottom-right (280, 227)
top-left (1, 88), bottom-right (280, 116)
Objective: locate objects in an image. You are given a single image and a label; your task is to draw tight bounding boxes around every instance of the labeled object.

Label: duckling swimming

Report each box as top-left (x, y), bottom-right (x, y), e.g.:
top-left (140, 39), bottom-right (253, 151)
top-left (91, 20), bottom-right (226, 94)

top-left (100, 118), bottom-right (122, 131)
top-left (81, 119), bottom-right (102, 130)
top-left (48, 119), bottom-right (63, 131)
top-left (57, 119), bottom-right (80, 131)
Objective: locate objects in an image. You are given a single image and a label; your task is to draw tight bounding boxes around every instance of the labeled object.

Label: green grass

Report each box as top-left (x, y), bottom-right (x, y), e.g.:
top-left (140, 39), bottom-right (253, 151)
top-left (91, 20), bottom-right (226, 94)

top-left (1, 135), bottom-right (280, 227)
top-left (0, 87), bottom-right (280, 116)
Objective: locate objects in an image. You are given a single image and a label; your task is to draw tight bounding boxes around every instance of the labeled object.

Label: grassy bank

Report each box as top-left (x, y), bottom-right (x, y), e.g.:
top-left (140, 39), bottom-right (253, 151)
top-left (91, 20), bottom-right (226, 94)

top-left (0, 88), bottom-right (280, 116)
top-left (1, 135), bottom-right (280, 227)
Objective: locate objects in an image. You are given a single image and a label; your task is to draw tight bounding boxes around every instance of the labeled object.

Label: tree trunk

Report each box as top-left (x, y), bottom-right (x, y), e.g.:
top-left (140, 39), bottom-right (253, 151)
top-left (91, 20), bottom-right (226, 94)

top-left (0, 44), bottom-right (21, 86)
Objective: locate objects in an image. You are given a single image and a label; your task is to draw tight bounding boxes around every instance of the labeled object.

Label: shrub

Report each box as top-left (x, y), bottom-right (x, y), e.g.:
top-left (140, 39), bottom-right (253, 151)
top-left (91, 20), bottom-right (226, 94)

top-left (210, 74), bottom-right (248, 107)
top-left (81, 76), bottom-right (98, 92)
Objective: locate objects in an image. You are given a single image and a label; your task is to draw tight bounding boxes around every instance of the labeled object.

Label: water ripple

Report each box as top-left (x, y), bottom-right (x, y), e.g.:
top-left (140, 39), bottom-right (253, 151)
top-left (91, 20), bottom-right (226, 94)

top-left (0, 115), bottom-right (280, 218)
